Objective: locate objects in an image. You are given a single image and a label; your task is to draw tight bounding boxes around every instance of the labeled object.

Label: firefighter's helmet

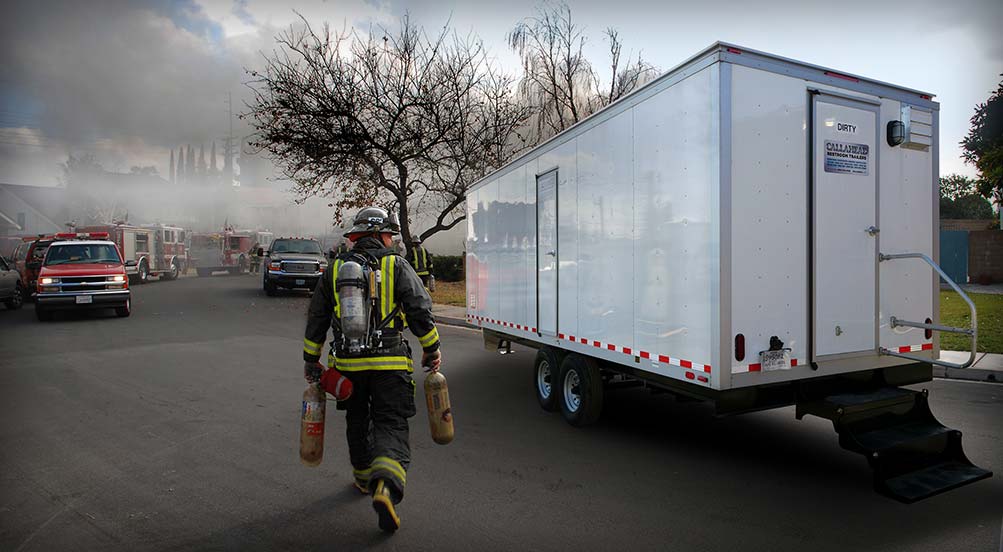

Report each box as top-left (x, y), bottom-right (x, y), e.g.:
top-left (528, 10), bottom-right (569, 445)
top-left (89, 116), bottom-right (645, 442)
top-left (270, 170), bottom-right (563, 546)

top-left (344, 206), bottom-right (400, 237)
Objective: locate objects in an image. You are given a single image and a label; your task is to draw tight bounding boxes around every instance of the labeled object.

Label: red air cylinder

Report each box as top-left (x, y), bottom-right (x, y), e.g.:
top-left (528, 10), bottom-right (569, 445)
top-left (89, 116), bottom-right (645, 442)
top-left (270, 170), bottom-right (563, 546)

top-left (424, 370), bottom-right (454, 445)
top-left (299, 382), bottom-right (326, 466)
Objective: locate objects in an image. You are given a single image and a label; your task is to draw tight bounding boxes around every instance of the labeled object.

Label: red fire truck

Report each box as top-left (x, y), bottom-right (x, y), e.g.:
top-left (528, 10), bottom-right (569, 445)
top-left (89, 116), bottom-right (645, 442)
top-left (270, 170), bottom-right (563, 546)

top-left (189, 227), bottom-right (253, 277)
top-left (78, 223), bottom-right (188, 284)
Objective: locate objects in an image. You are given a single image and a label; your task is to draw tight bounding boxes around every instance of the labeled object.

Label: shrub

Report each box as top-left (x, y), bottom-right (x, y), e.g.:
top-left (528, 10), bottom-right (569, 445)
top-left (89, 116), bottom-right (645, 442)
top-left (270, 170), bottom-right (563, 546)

top-left (433, 255), bottom-right (464, 282)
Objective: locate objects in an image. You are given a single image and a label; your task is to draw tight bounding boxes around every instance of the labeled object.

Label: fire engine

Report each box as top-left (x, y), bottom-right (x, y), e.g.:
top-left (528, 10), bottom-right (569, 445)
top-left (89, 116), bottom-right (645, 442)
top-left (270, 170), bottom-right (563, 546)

top-left (189, 227), bottom-right (254, 277)
top-left (34, 231), bottom-right (135, 321)
top-left (78, 223), bottom-right (188, 284)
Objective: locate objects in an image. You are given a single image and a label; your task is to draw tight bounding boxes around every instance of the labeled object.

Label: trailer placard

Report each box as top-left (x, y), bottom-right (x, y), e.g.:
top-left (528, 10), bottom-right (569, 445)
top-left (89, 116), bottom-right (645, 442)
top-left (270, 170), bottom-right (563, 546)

top-left (824, 140), bottom-right (869, 175)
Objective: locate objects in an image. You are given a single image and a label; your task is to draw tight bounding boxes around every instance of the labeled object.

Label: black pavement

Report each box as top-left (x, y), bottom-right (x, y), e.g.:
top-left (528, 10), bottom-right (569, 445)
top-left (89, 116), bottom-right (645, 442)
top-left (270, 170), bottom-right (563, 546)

top-left (0, 275), bottom-right (1001, 551)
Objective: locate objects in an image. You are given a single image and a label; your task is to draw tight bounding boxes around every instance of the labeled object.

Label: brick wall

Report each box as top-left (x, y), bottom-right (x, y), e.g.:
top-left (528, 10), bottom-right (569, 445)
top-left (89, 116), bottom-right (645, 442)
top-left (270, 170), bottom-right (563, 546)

top-left (941, 219), bottom-right (994, 231)
top-left (968, 230), bottom-right (1003, 284)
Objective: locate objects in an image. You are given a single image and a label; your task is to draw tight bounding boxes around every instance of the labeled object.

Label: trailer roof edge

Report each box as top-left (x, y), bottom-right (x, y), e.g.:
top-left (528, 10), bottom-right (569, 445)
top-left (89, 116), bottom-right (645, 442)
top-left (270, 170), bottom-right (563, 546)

top-left (467, 41), bottom-right (938, 194)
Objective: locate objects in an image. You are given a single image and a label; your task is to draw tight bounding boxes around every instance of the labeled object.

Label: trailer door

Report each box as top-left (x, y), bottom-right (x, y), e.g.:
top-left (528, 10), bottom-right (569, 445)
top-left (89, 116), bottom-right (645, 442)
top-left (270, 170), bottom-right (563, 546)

top-left (812, 93), bottom-right (879, 358)
top-left (537, 169), bottom-right (558, 336)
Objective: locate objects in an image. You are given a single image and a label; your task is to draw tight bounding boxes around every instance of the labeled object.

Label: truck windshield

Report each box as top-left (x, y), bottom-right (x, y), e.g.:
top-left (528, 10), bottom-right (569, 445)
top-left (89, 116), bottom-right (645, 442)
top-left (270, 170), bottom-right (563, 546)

top-left (45, 243), bottom-right (122, 265)
top-left (271, 239), bottom-right (321, 254)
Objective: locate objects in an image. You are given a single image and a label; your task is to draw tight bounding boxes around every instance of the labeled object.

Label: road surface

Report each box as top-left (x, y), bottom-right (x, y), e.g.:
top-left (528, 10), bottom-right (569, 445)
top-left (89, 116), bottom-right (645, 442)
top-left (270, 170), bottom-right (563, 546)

top-left (0, 275), bottom-right (1000, 551)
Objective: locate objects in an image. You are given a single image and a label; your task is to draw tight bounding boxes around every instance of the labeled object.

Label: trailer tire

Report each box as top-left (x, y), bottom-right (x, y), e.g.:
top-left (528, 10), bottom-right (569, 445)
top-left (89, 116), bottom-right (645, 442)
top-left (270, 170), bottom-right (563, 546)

top-left (534, 348), bottom-right (562, 412)
top-left (558, 354), bottom-right (604, 427)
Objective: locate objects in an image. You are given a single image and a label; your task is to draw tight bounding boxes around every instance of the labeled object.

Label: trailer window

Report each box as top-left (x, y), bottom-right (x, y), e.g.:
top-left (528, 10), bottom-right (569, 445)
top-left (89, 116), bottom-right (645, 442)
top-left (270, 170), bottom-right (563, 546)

top-left (136, 234), bottom-right (150, 253)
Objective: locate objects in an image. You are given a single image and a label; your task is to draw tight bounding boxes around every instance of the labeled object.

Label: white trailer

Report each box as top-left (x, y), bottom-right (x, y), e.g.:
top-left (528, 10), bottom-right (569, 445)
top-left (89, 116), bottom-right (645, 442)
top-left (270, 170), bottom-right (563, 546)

top-left (465, 42), bottom-right (989, 502)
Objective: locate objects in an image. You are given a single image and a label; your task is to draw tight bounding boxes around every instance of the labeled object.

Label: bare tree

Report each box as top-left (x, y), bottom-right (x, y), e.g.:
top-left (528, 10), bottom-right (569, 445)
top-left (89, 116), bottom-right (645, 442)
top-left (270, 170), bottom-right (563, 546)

top-left (244, 15), bottom-right (531, 249)
top-left (508, 2), bottom-right (656, 143)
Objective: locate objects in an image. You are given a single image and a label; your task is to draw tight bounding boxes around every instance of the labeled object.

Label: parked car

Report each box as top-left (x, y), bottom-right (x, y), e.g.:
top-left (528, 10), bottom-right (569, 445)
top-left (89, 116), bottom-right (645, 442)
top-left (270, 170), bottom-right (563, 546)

top-left (0, 256), bottom-right (25, 310)
top-left (11, 235), bottom-right (55, 300)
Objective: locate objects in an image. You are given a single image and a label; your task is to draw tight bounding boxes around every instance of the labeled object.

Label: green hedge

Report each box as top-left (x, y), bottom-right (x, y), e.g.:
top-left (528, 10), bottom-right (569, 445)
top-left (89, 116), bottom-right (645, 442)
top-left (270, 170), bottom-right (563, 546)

top-left (433, 255), bottom-right (464, 282)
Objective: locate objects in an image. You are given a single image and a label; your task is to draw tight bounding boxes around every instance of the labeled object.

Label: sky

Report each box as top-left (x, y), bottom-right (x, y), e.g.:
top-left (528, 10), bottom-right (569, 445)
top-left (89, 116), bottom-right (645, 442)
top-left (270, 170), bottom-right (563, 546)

top-left (1, 0), bottom-right (1000, 188)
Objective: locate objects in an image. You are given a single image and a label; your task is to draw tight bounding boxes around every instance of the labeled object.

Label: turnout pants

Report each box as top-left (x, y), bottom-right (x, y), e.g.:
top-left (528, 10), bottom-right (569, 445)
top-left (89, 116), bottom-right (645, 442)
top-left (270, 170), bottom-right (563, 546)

top-left (341, 369), bottom-right (416, 504)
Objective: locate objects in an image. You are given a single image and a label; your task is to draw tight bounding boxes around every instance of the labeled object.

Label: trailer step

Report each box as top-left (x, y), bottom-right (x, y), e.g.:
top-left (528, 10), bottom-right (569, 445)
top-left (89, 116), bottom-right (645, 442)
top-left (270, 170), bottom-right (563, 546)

top-left (881, 460), bottom-right (992, 503)
top-left (797, 387), bottom-right (991, 503)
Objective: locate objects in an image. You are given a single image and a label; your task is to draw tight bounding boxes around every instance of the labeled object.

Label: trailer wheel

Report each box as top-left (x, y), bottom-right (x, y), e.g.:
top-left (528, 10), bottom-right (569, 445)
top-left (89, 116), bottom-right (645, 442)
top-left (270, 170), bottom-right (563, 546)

top-left (558, 354), bottom-right (604, 427)
top-left (534, 348), bottom-right (562, 412)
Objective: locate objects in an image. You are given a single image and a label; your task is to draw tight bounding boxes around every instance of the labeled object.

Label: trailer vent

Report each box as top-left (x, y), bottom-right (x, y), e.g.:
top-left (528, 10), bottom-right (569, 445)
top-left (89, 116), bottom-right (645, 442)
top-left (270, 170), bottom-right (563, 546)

top-left (899, 104), bottom-right (932, 152)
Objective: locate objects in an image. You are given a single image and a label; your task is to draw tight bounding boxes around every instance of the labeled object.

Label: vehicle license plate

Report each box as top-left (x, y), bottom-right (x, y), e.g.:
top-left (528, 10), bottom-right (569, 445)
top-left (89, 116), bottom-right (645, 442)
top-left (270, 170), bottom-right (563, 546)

top-left (76, 295), bottom-right (93, 304)
top-left (295, 279), bottom-right (306, 286)
top-left (760, 349), bottom-right (790, 371)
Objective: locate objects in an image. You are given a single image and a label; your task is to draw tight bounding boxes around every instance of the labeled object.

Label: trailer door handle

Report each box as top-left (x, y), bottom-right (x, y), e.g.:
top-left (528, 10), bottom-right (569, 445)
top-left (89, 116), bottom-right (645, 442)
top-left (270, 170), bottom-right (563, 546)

top-left (865, 226), bottom-right (880, 237)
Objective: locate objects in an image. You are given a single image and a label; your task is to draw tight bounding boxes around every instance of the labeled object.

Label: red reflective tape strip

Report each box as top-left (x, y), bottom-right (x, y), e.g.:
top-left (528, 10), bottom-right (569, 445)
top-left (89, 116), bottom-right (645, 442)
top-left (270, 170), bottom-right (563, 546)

top-left (749, 363), bottom-right (762, 372)
top-left (558, 333), bottom-right (565, 339)
top-left (921, 343), bottom-right (933, 351)
top-left (685, 372), bottom-right (695, 380)
top-left (593, 340), bottom-right (601, 348)
top-left (898, 345), bottom-right (911, 353)
top-left (580, 338), bottom-right (587, 344)
top-left (703, 365), bottom-right (712, 373)
top-left (640, 351), bottom-right (650, 359)
top-left (607, 344), bottom-right (615, 351)
top-left (569, 335), bottom-right (575, 341)
top-left (791, 358), bottom-right (798, 367)
top-left (623, 347), bottom-right (632, 355)
top-left (824, 71), bottom-right (859, 83)
top-left (697, 375), bottom-right (709, 383)
top-left (680, 359), bottom-right (692, 369)
top-left (532, 328), bottom-right (537, 333)
top-left (658, 355), bottom-right (670, 363)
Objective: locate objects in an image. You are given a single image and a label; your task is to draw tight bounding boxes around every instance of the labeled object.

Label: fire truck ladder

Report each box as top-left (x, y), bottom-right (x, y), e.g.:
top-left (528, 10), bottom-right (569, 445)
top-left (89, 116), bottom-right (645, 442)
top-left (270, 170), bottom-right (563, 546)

top-left (796, 252), bottom-right (990, 503)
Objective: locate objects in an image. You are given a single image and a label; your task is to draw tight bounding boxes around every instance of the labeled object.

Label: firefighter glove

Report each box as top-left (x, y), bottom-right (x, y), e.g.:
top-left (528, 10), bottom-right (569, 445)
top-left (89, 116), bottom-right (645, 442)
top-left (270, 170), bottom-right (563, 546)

top-left (422, 349), bottom-right (442, 372)
top-left (304, 361), bottom-right (323, 383)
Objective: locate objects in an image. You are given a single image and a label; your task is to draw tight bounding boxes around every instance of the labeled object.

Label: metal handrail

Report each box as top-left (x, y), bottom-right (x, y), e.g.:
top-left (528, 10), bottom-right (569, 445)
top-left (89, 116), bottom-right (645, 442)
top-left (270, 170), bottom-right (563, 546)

top-left (878, 252), bottom-right (978, 369)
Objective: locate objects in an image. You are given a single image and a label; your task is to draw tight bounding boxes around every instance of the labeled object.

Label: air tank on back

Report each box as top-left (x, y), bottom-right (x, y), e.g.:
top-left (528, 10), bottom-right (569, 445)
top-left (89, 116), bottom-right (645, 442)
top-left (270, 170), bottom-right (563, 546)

top-left (336, 261), bottom-right (369, 353)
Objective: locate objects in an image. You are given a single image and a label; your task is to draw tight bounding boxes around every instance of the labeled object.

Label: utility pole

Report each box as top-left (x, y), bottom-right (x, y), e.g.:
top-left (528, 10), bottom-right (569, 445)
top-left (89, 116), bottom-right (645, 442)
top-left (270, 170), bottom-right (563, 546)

top-left (223, 92), bottom-right (236, 187)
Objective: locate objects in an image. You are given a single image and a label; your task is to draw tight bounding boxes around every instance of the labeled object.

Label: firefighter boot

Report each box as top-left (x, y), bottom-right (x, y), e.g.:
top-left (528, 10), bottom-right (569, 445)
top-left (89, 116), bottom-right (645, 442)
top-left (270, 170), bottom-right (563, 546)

top-left (372, 479), bottom-right (400, 533)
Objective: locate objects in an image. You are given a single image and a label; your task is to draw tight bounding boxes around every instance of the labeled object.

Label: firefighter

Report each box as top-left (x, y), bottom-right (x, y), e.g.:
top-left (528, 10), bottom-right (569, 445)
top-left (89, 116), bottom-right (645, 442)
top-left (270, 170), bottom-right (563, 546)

top-left (327, 240), bottom-right (349, 261)
top-left (247, 243), bottom-right (260, 274)
top-left (302, 206), bottom-right (442, 533)
top-left (406, 238), bottom-right (433, 289)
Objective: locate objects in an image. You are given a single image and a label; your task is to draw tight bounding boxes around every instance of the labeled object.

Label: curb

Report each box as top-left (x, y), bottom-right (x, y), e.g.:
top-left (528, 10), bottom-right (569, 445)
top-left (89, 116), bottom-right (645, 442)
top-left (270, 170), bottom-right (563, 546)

top-left (435, 314), bottom-right (477, 330)
top-left (933, 366), bottom-right (1001, 384)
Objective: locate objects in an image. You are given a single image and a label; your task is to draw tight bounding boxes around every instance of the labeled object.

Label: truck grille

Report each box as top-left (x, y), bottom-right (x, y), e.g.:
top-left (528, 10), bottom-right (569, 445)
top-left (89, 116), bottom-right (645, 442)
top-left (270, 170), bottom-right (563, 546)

top-left (283, 262), bottom-right (317, 274)
top-left (50, 276), bottom-right (113, 292)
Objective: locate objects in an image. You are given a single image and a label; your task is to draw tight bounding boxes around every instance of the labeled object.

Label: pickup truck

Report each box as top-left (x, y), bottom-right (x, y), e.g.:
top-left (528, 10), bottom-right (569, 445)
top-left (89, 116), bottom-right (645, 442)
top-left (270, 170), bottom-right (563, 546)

top-left (260, 237), bottom-right (327, 296)
top-left (35, 233), bottom-right (136, 321)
